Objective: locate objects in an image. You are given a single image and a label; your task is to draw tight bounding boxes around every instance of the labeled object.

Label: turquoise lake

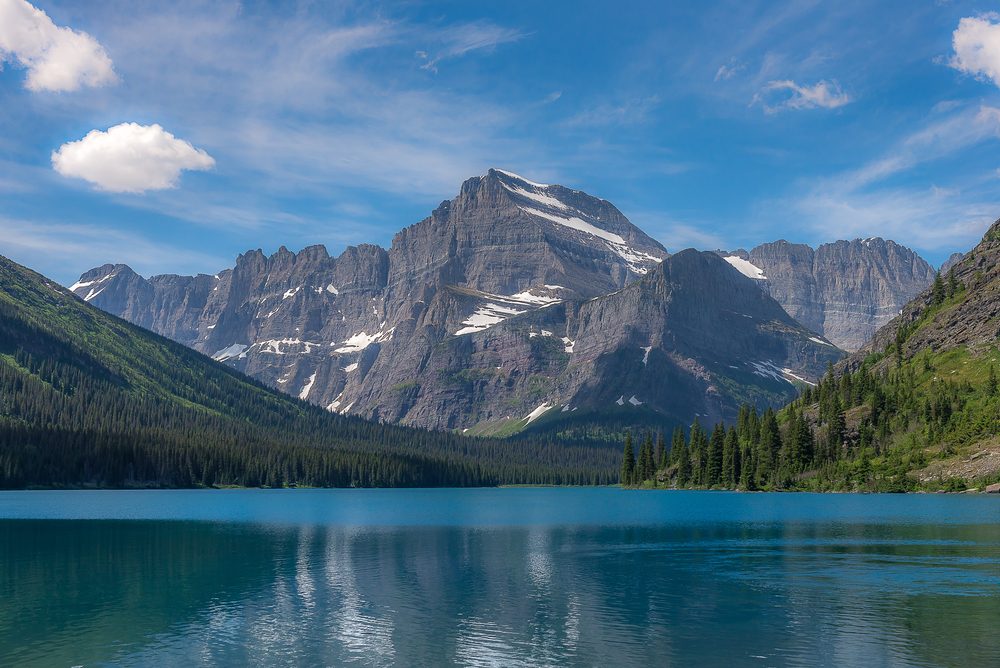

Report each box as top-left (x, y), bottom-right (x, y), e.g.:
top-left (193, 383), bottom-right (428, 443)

top-left (1, 488), bottom-right (998, 666)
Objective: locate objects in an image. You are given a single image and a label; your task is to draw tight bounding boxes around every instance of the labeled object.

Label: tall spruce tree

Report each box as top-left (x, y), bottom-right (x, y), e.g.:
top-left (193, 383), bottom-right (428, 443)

top-left (639, 433), bottom-right (655, 484)
top-left (722, 426), bottom-right (739, 487)
top-left (671, 427), bottom-right (686, 466)
top-left (757, 409), bottom-right (781, 487)
top-left (931, 271), bottom-right (945, 305)
top-left (676, 434), bottom-right (692, 487)
top-left (621, 433), bottom-right (636, 486)
top-left (707, 423), bottom-right (725, 486)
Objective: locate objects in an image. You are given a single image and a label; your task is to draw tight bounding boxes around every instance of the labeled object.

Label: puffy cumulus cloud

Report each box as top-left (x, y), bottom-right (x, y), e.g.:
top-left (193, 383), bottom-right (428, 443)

top-left (950, 14), bottom-right (1000, 88)
top-left (52, 123), bottom-right (215, 193)
top-left (753, 79), bottom-right (851, 113)
top-left (0, 0), bottom-right (116, 92)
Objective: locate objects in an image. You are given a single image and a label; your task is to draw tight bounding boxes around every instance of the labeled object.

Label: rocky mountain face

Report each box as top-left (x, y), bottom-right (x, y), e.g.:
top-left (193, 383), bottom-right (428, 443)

top-left (720, 238), bottom-right (936, 351)
top-left (861, 222), bottom-right (1000, 360)
top-left (73, 169), bottom-right (841, 432)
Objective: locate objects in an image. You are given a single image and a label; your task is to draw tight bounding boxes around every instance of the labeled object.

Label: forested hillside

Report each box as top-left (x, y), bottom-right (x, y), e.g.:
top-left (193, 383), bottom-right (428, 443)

top-left (0, 255), bottom-right (618, 488)
top-left (623, 222), bottom-right (1000, 492)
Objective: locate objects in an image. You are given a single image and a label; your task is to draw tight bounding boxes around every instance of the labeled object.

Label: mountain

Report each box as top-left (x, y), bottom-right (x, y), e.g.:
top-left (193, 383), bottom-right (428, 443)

top-left (73, 169), bottom-right (841, 435)
top-left (940, 251), bottom-right (966, 274)
top-left (0, 254), bottom-right (619, 488)
top-left (633, 221), bottom-right (1000, 492)
top-left (720, 238), bottom-right (936, 351)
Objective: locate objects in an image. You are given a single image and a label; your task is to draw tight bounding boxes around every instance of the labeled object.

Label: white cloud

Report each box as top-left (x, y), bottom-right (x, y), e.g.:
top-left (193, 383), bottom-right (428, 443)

top-left (950, 14), bottom-right (1000, 87)
top-left (0, 0), bottom-right (116, 91)
top-left (563, 96), bottom-right (661, 128)
top-left (0, 216), bottom-right (229, 285)
top-left (753, 79), bottom-right (851, 113)
top-left (52, 123), bottom-right (215, 193)
top-left (775, 104), bottom-right (1000, 254)
top-left (714, 58), bottom-right (745, 82)
top-left (416, 21), bottom-right (525, 72)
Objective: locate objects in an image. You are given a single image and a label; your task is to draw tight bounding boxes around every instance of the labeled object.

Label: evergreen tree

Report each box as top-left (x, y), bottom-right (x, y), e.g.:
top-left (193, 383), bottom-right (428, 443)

top-left (931, 271), bottom-right (945, 305)
top-left (671, 426), bottom-right (686, 466)
top-left (796, 413), bottom-right (814, 468)
top-left (988, 364), bottom-right (998, 397)
top-left (655, 432), bottom-right (667, 470)
top-left (895, 326), bottom-right (905, 369)
top-left (722, 427), bottom-right (739, 487)
top-left (826, 395), bottom-right (846, 460)
top-left (639, 433), bottom-right (655, 483)
top-left (676, 438), bottom-right (691, 487)
top-left (621, 433), bottom-right (636, 486)
top-left (707, 423), bottom-right (724, 486)
top-left (757, 409), bottom-right (781, 486)
top-left (689, 418), bottom-right (707, 484)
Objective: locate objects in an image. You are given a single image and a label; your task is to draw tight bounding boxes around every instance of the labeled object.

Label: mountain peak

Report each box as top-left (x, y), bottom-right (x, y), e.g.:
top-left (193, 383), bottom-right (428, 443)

top-left (487, 167), bottom-right (551, 189)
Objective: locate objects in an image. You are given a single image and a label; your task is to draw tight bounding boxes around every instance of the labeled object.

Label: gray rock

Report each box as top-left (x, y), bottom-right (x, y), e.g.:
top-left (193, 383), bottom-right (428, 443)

top-left (72, 169), bottom-right (840, 432)
top-left (719, 238), bottom-right (936, 351)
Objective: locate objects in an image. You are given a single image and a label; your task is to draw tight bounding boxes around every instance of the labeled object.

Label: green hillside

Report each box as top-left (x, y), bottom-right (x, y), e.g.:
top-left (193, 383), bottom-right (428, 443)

top-left (623, 221), bottom-right (1000, 492)
top-left (0, 255), bottom-right (618, 488)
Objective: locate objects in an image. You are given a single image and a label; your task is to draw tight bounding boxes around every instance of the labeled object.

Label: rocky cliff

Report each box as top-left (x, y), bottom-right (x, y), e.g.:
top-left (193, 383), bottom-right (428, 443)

top-left (72, 169), bottom-right (841, 433)
top-left (720, 238), bottom-right (935, 351)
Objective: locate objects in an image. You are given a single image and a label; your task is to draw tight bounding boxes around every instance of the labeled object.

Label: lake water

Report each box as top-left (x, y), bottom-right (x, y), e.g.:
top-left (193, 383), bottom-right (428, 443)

top-left (1, 489), bottom-right (998, 667)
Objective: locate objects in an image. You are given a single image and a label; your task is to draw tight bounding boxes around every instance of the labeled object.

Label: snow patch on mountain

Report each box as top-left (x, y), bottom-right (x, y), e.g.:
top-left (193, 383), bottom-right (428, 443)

top-left (494, 169), bottom-right (549, 188)
top-left (257, 338), bottom-right (320, 355)
top-left (212, 343), bottom-right (248, 361)
top-left (524, 402), bottom-right (553, 424)
top-left (520, 206), bottom-right (627, 245)
top-left (69, 272), bottom-right (117, 301)
top-left (299, 372), bottom-right (317, 400)
top-left (455, 303), bottom-right (526, 336)
top-left (334, 331), bottom-right (383, 353)
top-left (724, 256), bottom-right (767, 280)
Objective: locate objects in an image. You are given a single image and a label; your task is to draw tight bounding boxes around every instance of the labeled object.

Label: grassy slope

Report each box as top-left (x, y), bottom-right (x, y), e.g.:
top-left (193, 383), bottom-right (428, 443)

top-left (787, 222), bottom-right (1000, 491)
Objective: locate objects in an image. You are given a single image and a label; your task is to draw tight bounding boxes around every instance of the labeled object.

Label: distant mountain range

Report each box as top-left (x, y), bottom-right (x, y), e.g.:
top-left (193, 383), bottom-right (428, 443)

top-left (72, 169), bottom-right (933, 434)
top-left (719, 238), bottom-right (936, 351)
top-left (625, 219), bottom-right (1000, 492)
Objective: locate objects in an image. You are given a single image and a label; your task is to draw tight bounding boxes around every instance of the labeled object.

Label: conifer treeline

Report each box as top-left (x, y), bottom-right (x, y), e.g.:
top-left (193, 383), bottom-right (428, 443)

top-left (0, 341), bottom-right (620, 488)
top-left (0, 257), bottom-right (620, 489)
top-left (622, 343), bottom-right (1000, 491)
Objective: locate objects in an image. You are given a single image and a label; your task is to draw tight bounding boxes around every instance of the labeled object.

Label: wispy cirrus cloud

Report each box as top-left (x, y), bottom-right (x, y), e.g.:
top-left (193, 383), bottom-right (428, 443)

top-left (562, 96), bottom-right (661, 128)
top-left (774, 104), bottom-right (1000, 251)
top-left (416, 21), bottom-right (525, 73)
top-left (752, 79), bottom-right (851, 113)
top-left (0, 0), bottom-right (116, 91)
top-left (714, 57), bottom-right (745, 81)
top-left (0, 216), bottom-right (230, 282)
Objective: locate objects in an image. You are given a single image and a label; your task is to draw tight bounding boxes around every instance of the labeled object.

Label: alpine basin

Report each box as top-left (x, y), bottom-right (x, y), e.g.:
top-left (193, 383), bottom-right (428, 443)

top-left (1, 488), bottom-right (998, 667)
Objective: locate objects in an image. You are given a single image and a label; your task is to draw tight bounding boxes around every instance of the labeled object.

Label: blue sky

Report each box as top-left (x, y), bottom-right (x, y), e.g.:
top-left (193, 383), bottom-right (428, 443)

top-left (3, 0), bottom-right (1000, 284)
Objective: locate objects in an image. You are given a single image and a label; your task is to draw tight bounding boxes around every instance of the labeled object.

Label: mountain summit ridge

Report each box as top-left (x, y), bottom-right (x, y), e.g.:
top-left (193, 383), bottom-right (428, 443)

top-left (74, 170), bottom-right (844, 433)
top-left (719, 237), bottom-right (936, 351)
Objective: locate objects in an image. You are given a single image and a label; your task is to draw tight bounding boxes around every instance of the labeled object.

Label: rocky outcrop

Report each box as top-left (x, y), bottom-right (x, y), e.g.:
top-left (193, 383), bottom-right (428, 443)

top-left (861, 221), bottom-right (1000, 359)
top-left (721, 238), bottom-right (935, 351)
top-left (941, 252), bottom-right (965, 274)
top-left (72, 169), bottom-right (841, 432)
